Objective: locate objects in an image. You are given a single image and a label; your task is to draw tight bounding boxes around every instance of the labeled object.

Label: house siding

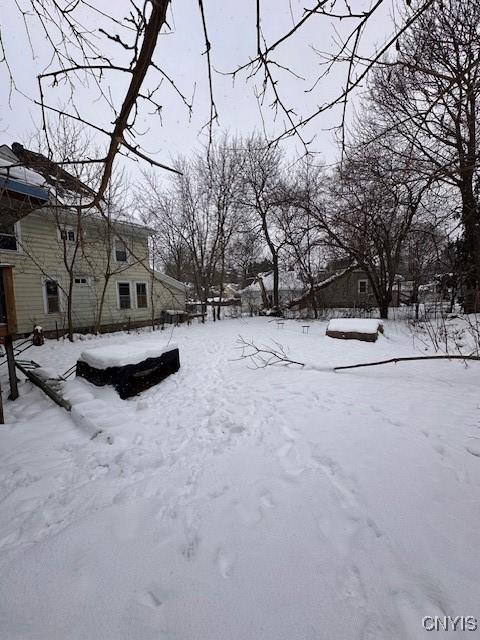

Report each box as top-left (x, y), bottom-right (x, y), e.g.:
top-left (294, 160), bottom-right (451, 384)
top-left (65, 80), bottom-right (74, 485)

top-left (0, 209), bottom-right (186, 335)
top-left (315, 271), bottom-right (376, 309)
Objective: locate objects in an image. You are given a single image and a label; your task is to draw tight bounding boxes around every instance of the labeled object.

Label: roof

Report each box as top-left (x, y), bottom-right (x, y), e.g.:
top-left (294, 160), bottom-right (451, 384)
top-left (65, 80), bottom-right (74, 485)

top-left (241, 271), bottom-right (304, 294)
top-left (0, 146), bottom-right (50, 211)
top-left (153, 271), bottom-right (187, 292)
top-left (8, 143), bottom-right (95, 203)
top-left (0, 143), bottom-right (153, 235)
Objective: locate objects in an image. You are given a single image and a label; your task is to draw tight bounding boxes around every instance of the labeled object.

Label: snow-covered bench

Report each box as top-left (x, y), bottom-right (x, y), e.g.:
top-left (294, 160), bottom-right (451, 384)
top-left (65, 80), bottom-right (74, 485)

top-left (76, 342), bottom-right (180, 399)
top-left (326, 318), bottom-right (384, 343)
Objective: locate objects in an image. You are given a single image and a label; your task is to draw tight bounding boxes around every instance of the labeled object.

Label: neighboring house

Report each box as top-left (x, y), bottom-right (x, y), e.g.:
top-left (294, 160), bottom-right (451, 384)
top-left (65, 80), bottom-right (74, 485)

top-left (0, 143), bottom-right (186, 336)
top-left (310, 268), bottom-right (400, 310)
top-left (207, 283), bottom-right (241, 307)
top-left (313, 269), bottom-right (377, 309)
top-left (240, 271), bottom-right (305, 312)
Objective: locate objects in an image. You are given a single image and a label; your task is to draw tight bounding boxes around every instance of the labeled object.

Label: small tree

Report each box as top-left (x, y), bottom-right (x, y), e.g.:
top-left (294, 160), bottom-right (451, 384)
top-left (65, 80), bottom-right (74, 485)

top-left (238, 136), bottom-right (285, 311)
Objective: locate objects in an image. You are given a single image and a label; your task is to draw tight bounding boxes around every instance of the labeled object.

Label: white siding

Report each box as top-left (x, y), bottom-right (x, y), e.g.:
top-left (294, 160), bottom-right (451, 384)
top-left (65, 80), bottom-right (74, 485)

top-left (0, 209), bottom-right (186, 334)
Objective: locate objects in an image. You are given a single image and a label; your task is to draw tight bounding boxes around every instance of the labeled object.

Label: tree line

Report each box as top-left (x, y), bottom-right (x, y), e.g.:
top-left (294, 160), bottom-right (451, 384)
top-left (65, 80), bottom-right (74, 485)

top-left (136, 0), bottom-right (479, 320)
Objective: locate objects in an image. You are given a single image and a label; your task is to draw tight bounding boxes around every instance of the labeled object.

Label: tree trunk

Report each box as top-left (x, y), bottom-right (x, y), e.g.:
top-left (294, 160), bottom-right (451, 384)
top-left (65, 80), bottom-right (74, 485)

top-left (67, 277), bottom-right (74, 342)
top-left (460, 179), bottom-right (480, 313)
top-left (272, 253), bottom-right (279, 309)
top-left (95, 275), bottom-right (111, 335)
top-left (379, 303), bottom-right (389, 319)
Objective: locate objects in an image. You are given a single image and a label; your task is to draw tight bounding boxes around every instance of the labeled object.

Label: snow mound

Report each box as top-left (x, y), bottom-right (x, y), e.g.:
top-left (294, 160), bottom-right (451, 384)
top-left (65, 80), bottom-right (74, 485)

top-left (327, 318), bottom-right (383, 334)
top-left (70, 399), bottom-right (121, 442)
top-left (78, 341), bottom-right (178, 369)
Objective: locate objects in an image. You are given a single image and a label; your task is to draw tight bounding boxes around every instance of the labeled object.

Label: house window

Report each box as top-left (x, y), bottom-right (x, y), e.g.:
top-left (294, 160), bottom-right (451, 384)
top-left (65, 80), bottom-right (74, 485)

top-left (358, 279), bottom-right (368, 294)
top-left (118, 282), bottom-right (131, 309)
top-left (0, 220), bottom-right (17, 251)
top-left (74, 276), bottom-right (88, 286)
top-left (115, 240), bottom-right (128, 263)
top-left (60, 227), bottom-right (76, 243)
top-left (45, 280), bottom-right (60, 313)
top-left (136, 282), bottom-right (148, 309)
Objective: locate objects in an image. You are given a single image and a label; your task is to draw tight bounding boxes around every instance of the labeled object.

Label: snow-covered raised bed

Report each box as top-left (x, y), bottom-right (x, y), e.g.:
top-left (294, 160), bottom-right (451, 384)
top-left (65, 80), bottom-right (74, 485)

top-left (326, 318), bottom-right (384, 343)
top-left (76, 341), bottom-right (180, 399)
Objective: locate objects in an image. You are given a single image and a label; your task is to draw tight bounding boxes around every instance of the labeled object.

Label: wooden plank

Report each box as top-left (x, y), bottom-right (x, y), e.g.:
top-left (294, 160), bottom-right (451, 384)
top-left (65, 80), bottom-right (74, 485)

top-left (4, 335), bottom-right (18, 400)
top-left (15, 360), bottom-right (71, 411)
top-left (2, 267), bottom-right (17, 336)
top-left (0, 377), bottom-right (4, 424)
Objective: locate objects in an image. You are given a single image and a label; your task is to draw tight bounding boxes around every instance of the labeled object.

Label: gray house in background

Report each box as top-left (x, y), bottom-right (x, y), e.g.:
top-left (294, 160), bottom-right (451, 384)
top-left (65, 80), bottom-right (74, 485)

top-left (314, 269), bottom-right (376, 309)
top-left (240, 268), bottom-right (401, 314)
top-left (310, 268), bottom-right (400, 311)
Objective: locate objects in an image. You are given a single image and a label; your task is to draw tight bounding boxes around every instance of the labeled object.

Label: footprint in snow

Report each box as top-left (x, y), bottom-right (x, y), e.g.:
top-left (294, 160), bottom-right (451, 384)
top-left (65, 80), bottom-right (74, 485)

top-left (235, 500), bottom-right (263, 526)
top-left (277, 442), bottom-right (307, 479)
top-left (137, 585), bottom-right (167, 609)
top-left (216, 547), bottom-right (235, 578)
top-left (259, 490), bottom-right (275, 510)
top-left (466, 443), bottom-right (480, 457)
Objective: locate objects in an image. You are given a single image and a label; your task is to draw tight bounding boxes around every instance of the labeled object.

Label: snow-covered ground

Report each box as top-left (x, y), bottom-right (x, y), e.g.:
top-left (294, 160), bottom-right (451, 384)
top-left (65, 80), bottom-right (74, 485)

top-left (1, 317), bottom-right (479, 639)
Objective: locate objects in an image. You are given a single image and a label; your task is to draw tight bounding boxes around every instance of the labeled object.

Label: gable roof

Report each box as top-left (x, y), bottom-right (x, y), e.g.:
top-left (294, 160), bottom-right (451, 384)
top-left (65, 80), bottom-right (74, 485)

top-left (241, 271), bottom-right (304, 294)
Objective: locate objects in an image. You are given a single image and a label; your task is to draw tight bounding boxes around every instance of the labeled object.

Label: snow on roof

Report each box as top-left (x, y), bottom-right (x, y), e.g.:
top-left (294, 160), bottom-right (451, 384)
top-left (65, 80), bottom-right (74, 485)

top-left (0, 157), bottom-right (47, 188)
top-left (242, 271), bottom-right (304, 294)
top-left (0, 142), bottom-right (103, 210)
top-left (9, 143), bottom-right (95, 204)
top-left (327, 318), bottom-right (383, 334)
top-left (79, 342), bottom-right (178, 369)
top-left (153, 271), bottom-right (187, 292)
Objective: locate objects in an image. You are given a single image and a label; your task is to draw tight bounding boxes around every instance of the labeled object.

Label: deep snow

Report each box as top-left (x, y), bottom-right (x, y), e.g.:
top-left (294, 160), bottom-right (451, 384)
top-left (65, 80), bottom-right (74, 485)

top-left (79, 341), bottom-right (178, 368)
top-left (326, 318), bottom-right (383, 334)
top-left (0, 317), bottom-right (479, 639)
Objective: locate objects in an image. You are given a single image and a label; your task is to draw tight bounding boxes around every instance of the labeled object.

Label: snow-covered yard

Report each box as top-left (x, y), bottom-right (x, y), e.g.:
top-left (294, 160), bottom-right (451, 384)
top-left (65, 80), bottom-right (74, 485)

top-left (1, 317), bottom-right (479, 639)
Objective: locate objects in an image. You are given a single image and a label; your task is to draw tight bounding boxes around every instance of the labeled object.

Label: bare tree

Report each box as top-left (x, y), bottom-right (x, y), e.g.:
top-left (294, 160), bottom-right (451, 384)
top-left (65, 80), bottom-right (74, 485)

top-left (365, 0), bottom-right (480, 311)
top-left (404, 220), bottom-right (446, 318)
top-left (302, 138), bottom-right (431, 318)
top-left (1, 1), bottom-right (437, 214)
top-left (238, 136), bottom-right (285, 312)
top-left (18, 121), bottom-right (100, 339)
top-left (198, 135), bottom-right (246, 319)
top-left (228, 229), bottom-right (263, 289)
top-left (277, 159), bottom-right (326, 317)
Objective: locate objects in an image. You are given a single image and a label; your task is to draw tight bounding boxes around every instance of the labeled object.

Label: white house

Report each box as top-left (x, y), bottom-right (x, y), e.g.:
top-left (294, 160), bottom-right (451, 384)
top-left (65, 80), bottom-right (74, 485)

top-left (240, 271), bottom-right (305, 312)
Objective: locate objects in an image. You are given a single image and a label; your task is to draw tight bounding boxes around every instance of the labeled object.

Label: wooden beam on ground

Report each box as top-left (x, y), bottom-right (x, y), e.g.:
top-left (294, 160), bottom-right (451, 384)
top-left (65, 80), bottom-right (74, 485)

top-left (0, 378), bottom-right (4, 424)
top-left (15, 360), bottom-right (71, 411)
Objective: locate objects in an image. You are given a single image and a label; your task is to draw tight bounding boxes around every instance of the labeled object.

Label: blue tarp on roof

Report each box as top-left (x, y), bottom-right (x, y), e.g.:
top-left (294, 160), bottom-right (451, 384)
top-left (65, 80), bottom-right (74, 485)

top-left (0, 175), bottom-right (49, 202)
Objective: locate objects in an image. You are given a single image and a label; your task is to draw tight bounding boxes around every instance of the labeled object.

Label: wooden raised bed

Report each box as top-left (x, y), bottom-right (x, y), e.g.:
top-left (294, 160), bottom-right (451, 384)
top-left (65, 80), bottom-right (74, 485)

top-left (326, 319), bottom-right (384, 343)
top-left (76, 343), bottom-right (180, 399)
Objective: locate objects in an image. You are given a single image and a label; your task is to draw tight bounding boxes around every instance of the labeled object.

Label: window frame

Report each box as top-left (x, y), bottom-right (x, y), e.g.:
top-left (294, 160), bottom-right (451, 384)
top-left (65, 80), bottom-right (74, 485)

top-left (117, 281), bottom-right (132, 310)
top-left (358, 279), bottom-right (369, 295)
top-left (135, 281), bottom-right (148, 309)
top-left (42, 277), bottom-right (63, 315)
top-left (58, 225), bottom-right (77, 244)
top-left (0, 221), bottom-right (22, 253)
top-left (114, 239), bottom-right (129, 264)
top-left (74, 275), bottom-right (90, 287)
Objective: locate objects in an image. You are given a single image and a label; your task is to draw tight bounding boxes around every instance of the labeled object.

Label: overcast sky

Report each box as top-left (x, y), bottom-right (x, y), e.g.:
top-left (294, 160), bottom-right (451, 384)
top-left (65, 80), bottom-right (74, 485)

top-left (0, 1), bottom-right (398, 185)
